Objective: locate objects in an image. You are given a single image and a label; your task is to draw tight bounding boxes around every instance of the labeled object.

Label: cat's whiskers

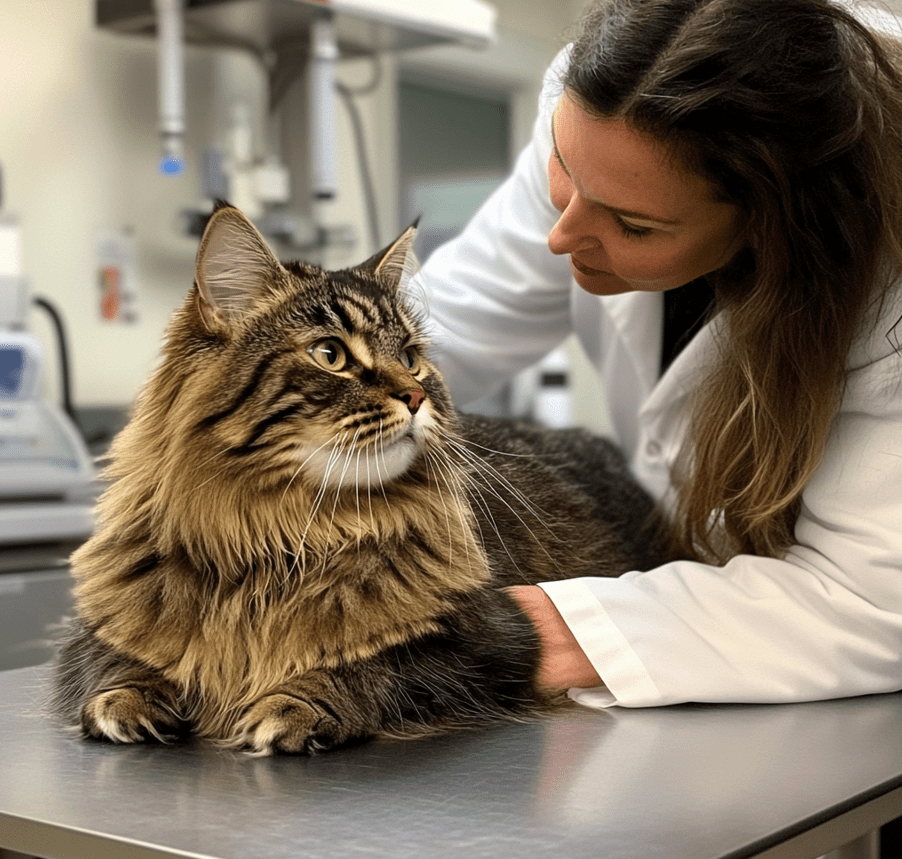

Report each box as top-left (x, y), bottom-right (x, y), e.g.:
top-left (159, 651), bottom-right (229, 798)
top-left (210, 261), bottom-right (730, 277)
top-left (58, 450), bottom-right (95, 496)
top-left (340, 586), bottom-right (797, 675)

top-left (372, 418), bottom-right (390, 505)
top-left (311, 432), bottom-right (349, 517)
top-left (422, 451), bottom-right (455, 568)
top-left (423, 449), bottom-right (475, 576)
top-left (437, 446), bottom-right (500, 569)
top-left (422, 451), bottom-right (455, 567)
top-left (441, 448), bottom-right (492, 567)
top-left (291, 431), bottom-right (350, 578)
top-left (365, 444), bottom-right (376, 534)
top-left (336, 426), bottom-right (363, 495)
top-left (348, 438), bottom-right (379, 542)
top-left (353, 446), bottom-right (363, 546)
top-left (438, 439), bottom-right (566, 570)
top-left (459, 453), bottom-right (563, 551)
top-left (188, 444), bottom-right (241, 493)
top-left (462, 475), bottom-right (530, 578)
top-left (282, 431), bottom-right (345, 501)
top-left (441, 434), bottom-right (559, 531)
top-left (441, 434), bottom-right (537, 459)
top-left (322, 426), bottom-right (364, 553)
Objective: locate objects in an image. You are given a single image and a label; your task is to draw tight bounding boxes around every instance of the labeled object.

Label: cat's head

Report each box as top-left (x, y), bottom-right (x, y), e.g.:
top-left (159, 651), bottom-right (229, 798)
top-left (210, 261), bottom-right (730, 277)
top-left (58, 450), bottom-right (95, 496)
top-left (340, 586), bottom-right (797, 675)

top-left (160, 203), bottom-right (456, 494)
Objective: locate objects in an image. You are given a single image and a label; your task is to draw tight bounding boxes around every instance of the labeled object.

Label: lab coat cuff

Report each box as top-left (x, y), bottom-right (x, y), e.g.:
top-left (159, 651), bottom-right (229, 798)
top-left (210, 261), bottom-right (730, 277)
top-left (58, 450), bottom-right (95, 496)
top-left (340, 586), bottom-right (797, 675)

top-left (538, 578), bottom-right (662, 709)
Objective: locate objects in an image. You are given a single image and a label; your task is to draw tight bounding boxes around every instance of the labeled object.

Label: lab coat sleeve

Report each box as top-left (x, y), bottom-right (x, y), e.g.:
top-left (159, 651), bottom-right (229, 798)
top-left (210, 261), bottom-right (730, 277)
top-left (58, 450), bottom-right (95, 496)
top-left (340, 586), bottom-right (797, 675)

top-left (540, 339), bottom-right (902, 707)
top-left (411, 51), bottom-right (575, 406)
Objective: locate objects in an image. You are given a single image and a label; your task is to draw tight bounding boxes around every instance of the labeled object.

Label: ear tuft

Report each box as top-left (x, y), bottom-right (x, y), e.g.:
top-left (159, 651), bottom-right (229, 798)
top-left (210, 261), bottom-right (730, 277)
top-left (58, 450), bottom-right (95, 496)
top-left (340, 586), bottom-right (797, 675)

top-left (365, 223), bottom-right (419, 292)
top-left (195, 205), bottom-right (282, 332)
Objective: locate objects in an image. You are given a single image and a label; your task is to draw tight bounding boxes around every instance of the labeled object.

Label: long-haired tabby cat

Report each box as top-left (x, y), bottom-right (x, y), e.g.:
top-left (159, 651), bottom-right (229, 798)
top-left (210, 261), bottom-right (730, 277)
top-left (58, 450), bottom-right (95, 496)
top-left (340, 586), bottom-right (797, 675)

top-left (50, 203), bottom-right (667, 755)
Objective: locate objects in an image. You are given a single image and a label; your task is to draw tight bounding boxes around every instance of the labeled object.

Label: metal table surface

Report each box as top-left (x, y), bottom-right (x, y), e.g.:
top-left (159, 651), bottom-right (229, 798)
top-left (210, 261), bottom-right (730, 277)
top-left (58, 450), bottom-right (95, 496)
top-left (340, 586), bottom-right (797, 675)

top-left (1, 667), bottom-right (902, 859)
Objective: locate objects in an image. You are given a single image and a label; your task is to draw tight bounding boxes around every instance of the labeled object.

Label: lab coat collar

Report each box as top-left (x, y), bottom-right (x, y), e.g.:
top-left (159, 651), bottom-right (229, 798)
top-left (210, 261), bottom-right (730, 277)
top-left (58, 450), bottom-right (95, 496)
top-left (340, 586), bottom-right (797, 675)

top-left (600, 287), bottom-right (719, 420)
top-left (646, 313), bottom-right (720, 411)
top-left (601, 290), bottom-right (664, 398)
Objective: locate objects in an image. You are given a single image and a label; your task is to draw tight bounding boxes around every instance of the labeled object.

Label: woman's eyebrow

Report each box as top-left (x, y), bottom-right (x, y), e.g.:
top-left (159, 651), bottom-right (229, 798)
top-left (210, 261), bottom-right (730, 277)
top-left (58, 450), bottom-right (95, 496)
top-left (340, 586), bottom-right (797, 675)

top-left (549, 111), bottom-right (681, 226)
top-left (549, 117), bottom-right (572, 177)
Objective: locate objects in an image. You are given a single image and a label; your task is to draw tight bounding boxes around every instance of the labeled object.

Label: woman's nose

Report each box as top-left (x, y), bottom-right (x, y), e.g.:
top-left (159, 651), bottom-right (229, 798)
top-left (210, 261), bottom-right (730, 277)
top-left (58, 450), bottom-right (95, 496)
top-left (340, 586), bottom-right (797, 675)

top-left (548, 196), bottom-right (600, 257)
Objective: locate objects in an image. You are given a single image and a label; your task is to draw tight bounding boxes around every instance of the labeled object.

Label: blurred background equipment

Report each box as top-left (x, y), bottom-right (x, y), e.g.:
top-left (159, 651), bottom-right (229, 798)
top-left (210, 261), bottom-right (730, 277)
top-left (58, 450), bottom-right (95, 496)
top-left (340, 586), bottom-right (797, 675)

top-left (0, 181), bottom-right (96, 547)
top-left (96, 0), bottom-right (496, 251)
top-left (0, 170), bottom-right (97, 670)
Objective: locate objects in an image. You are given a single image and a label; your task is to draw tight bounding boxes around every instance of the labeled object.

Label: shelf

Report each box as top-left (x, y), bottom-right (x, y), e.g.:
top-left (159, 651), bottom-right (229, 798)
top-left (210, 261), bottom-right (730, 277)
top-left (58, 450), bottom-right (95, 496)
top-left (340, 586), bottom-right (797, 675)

top-left (96, 0), bottom-right (496, 59)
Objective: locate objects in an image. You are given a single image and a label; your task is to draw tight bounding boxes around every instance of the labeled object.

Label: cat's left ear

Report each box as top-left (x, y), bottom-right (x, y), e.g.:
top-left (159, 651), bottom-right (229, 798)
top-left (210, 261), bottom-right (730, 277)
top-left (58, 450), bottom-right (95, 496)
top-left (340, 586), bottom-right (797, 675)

top-left (195, 204), bottom-right (283, 332)
top-left (362, 222), bottom-right (419, 292)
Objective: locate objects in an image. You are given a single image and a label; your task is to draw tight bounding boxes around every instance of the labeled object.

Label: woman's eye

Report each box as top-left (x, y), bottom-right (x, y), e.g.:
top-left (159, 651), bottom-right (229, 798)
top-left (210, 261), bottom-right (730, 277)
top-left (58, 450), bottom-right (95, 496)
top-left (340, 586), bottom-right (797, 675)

top-left (309, 339), bottom-right (347, 371)
top-left (400, 347), bottom-right (421, 374)
top-left (615, 215), bottom-right (653, 240)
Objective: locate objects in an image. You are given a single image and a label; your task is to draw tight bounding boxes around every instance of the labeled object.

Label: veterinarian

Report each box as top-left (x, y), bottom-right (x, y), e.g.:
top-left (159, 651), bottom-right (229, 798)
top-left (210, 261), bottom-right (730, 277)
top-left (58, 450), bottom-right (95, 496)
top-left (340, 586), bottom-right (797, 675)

top-left (414, 0), bottom-right (902, 709)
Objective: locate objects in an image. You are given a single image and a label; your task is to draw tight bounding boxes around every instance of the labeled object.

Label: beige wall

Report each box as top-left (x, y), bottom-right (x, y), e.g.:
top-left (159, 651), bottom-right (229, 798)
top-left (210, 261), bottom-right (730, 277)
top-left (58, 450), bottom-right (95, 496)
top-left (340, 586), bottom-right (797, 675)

top-left (0, 0), bottom-right (581, 410)
top-left (1, 1), bottom-right (267, 406)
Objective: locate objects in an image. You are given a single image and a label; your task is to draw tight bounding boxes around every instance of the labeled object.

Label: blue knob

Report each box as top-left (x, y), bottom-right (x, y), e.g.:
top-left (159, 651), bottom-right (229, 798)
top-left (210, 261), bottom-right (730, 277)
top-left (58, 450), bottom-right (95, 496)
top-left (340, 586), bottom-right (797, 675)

top-left (160, 156), bottom-right (184, 176)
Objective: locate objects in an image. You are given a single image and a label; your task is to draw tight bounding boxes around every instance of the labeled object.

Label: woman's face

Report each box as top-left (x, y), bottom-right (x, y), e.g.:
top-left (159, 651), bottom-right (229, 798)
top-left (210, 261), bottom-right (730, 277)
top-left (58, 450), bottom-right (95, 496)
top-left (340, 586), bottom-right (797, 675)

top-left (548, 93), bottom-right (746, 295)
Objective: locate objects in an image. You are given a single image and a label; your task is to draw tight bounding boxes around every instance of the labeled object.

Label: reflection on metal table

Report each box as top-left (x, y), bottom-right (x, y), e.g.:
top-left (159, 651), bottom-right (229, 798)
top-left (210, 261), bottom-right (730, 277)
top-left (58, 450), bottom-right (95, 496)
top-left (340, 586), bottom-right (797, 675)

top-left (1, 666), bottom-right (901, 859)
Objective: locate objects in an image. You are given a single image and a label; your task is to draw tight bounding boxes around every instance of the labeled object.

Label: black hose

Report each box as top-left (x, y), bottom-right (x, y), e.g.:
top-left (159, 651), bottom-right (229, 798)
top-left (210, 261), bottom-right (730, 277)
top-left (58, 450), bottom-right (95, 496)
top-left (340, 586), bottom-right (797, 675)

top-left (31, 296), bottom-right (80, 432)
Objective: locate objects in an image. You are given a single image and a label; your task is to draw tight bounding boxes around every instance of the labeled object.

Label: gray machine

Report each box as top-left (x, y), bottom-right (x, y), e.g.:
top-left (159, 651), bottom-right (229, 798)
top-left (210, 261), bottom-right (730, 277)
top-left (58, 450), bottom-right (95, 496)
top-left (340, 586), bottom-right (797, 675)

top-left (0, 209), bottom-right (97, 670)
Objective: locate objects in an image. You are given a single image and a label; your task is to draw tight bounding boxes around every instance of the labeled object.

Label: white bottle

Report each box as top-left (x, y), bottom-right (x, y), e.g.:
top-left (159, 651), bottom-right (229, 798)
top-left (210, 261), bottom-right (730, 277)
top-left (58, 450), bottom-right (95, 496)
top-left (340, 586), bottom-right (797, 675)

top-left (532, 346), bottom-right (573, 429)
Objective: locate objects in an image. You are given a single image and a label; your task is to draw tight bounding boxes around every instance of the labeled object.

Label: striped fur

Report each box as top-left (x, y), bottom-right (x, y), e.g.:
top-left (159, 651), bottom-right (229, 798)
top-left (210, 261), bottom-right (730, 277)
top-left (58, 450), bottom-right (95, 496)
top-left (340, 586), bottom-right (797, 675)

top-left (49, 204), bottom-right (668, 754)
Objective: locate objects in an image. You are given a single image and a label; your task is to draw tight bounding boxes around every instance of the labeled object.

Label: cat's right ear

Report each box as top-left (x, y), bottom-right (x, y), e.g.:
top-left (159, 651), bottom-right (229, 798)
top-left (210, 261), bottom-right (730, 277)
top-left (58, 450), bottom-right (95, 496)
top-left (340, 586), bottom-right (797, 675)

top-left (361, 221), bottom-right (419, 292)
top-left (194, 204), bottom-right (282, 333)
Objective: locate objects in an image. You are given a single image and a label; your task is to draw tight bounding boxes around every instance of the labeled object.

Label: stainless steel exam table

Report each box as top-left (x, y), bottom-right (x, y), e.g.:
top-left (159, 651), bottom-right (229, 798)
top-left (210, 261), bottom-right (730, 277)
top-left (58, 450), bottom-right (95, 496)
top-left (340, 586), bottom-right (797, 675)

top-left (0, 666), bottom-right (900, 859)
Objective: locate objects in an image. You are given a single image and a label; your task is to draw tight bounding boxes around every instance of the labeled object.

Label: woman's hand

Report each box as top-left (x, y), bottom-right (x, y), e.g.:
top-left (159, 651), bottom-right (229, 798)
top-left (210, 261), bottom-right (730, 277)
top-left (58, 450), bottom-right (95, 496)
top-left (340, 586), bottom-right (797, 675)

top-left (506, 585), bottom-right (603, 690)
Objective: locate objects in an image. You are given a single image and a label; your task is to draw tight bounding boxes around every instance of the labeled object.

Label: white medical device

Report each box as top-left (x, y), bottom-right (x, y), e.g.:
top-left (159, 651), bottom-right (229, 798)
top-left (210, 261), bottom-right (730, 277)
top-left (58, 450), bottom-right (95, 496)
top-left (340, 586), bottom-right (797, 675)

top-left (0, 216), bottom-right (96, 545)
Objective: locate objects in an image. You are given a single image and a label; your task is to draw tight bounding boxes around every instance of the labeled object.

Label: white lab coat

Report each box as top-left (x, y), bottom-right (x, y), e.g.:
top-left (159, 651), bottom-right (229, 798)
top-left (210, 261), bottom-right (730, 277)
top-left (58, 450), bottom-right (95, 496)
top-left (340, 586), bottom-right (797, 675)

top-left (413, 49), bottom-right (902, 708)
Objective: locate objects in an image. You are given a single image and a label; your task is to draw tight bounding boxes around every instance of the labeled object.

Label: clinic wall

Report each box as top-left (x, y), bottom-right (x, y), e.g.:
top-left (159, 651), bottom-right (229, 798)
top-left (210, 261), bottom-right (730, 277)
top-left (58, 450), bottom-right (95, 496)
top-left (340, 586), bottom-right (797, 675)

top-left (0, 0), bottom-right (392, 409)
top-left (0, 0), bottom-right (585, 412)
top-left (1, 1), bottom-right (256, 407)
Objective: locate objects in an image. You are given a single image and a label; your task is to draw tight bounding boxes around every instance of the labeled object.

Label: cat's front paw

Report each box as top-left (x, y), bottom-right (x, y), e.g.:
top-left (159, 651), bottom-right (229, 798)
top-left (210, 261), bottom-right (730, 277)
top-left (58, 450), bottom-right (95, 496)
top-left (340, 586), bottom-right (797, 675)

top-left (81, 686), bottom-right (185, 744)
top-left (232, 693), bottom-right (351, 756)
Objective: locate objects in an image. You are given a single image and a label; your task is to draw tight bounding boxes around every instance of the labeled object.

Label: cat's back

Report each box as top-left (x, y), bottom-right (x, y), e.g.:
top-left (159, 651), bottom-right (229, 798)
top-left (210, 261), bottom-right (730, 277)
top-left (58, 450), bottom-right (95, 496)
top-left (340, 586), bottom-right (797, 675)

top-left (455, 414), bottom-right (670, 585)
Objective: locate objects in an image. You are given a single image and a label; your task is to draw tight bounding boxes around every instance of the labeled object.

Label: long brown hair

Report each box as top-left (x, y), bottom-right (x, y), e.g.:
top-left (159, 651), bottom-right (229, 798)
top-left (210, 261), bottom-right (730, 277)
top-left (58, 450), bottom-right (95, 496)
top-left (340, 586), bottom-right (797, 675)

top-left (565, 0), bottom-right (902, 561)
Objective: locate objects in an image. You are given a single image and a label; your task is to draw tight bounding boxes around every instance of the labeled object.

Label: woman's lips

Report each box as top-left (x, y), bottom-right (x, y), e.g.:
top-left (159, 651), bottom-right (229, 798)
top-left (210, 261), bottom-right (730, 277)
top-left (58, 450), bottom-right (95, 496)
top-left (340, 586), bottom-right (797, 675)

top-left (570, 256), bottom-right (610, 277)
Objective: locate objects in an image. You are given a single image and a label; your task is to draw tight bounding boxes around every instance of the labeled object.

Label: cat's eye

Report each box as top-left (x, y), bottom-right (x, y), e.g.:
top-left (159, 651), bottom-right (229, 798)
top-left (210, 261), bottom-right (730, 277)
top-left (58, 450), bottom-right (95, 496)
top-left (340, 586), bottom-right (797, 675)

top-left (400, 347), bottom-right (421, 374)
top-left (308, 339), bottom-right (348, 371)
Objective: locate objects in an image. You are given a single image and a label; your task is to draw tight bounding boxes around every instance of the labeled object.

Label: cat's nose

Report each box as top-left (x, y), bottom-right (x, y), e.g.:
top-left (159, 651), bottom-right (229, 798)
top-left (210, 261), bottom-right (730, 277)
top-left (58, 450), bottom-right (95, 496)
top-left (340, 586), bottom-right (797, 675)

top-left (390, 387), bottom-right (426, 415)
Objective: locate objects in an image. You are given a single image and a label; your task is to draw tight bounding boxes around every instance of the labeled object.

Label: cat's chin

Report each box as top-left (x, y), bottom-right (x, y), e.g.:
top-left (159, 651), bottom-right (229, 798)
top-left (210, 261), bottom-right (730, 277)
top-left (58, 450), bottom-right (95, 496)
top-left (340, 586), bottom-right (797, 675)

top-left (297, 427), bottom-right (426, 491)
top-left (351, 435), bottom-right (421, 489)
